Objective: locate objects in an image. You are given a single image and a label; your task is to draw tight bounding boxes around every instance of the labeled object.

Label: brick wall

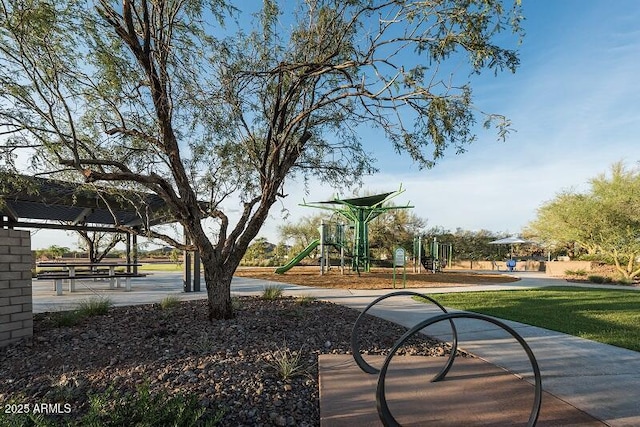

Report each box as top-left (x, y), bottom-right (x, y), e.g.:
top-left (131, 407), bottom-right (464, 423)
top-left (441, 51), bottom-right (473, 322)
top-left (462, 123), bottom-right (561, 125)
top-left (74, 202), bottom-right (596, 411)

top-left (0, 229), bottom-right (33, 347)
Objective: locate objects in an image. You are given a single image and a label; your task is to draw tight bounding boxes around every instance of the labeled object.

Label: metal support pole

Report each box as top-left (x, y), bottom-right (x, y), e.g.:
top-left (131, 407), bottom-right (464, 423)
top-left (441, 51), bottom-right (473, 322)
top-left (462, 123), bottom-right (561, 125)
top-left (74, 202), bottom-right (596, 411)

top-left (340, 223), bottom-right (345, 275)
top-left (126, 233), bottom-right (132, 272)
top-left (193, 251), bottom-right (201, 292)
top-left (320, 220), bottom-right (325, 275)
top-left (183, 229), bottom-right (192, 292)
top-left (132, 233), bottom-right (138, 274)
top-left (432, 237), bottom-right (438, 273)
top-left (419, 237), bottom-right (423, 273)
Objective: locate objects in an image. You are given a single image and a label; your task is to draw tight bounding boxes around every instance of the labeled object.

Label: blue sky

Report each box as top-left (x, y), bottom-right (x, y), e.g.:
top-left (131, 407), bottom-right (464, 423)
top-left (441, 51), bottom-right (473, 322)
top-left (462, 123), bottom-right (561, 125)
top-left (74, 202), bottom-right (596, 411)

top-left (257, 0), bottom-right (640, 242)
top-left (30, 0), bottom-right (640, 249)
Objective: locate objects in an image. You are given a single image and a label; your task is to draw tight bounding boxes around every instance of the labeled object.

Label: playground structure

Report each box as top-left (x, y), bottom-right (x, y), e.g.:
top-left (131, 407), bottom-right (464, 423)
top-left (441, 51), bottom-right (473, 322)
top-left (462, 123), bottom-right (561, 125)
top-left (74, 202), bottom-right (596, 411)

top-left (273, 221), bottom-right (347, 274)
top-left (275, 187), bottom-right (413, 274)
top-left (413, 235), bottom-right (453, 273)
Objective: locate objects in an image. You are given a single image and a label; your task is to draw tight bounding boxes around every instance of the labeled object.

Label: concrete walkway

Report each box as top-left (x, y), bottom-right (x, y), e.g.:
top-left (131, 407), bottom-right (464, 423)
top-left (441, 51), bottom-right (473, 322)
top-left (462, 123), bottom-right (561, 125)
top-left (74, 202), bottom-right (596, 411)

top-left (32, 271), bottom-right (640, 426)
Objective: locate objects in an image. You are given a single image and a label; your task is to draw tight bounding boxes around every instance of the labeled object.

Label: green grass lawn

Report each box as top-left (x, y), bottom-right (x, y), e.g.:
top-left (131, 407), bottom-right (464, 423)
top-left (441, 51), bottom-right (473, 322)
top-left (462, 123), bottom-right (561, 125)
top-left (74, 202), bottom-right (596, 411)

top-left (137, 263), bottom-right (183, 272)
top-left (419, 286), bottom-right (640, 352)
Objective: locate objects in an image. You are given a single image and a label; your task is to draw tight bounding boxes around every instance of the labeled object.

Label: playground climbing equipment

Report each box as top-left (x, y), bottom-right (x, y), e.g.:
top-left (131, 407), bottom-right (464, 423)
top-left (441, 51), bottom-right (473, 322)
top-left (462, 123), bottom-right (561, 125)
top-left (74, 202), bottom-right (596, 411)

top-left (349, 291), bottom-right (542, 426)
top-left (301, 186), bottom-right (413, 273)
top-left (413, 235), bottom-right (453, 273)
top-left (274, 239), bottom-right (320, 274)
top-left (318, 220), bottom-right (347, 275)
top-left (274, 221), bottom-right (348, 275)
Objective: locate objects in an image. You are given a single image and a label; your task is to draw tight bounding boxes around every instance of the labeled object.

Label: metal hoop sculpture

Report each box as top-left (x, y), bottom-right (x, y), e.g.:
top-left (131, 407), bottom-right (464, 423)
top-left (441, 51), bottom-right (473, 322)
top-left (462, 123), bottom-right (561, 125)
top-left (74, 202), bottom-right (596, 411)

top-left (350, 291), bottom-right (458, 382)
top-left (376, 312), bottom-right (543, 427)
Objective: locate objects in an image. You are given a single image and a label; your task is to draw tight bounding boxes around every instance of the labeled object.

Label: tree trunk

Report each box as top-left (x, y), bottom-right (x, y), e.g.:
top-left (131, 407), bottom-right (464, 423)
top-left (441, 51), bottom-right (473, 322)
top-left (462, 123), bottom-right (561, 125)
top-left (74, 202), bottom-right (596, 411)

top-left (201, 250), bottom-right (235, 320)
top-left (612, 250), bottom-right (632, 281)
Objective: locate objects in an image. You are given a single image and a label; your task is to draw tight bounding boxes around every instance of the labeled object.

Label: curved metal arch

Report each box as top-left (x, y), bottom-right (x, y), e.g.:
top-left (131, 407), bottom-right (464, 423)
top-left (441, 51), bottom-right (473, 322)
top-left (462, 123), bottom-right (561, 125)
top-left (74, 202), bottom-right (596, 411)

top-left (350, 291), bottom-right (458, 382)
top-left (376, 312), bottom-right (543, 427)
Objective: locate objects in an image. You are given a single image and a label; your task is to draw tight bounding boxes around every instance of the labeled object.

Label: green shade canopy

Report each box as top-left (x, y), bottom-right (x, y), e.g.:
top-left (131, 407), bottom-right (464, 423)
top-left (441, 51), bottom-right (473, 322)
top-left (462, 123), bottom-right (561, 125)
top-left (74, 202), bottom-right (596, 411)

top-left (303, 188), bottom-right (412, 272)
top-left (313, 192), bottom-right (395, 207)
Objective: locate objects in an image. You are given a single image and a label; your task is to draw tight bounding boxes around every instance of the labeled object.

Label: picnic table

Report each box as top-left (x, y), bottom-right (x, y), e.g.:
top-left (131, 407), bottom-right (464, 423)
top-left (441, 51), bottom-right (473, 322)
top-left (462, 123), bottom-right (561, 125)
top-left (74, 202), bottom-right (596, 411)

top-left (36, 262), bottom-right (146, 295)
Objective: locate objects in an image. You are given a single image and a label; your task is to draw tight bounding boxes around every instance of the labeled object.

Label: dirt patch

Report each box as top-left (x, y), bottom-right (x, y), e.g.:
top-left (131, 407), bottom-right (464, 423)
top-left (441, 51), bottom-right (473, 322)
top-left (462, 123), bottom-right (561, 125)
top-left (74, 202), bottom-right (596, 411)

top-left (234, 266), bottom-right (518, 289)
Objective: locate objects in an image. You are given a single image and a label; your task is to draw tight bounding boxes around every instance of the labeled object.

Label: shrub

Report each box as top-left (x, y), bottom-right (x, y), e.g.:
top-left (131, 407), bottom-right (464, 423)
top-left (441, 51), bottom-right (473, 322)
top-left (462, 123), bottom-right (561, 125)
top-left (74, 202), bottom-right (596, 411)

top-left (267, 346), bottom-right (306, 380)
top-left (50, 310), bottom-right (84, 327)
top-left (191, 332), bottom-right (215, 354)
top-left (77, 297), bottom-right (112, 316)
top-left (588, 275), bottom-right (612, 284)
top-left (565, 269), bottom-right (587, 277)
top-left (261, 285), bottom-right (283, 300)
top-left (159, 295), bottom-right (181, 310)
top-left (616, 277), bottom-right (634, 286)
top-left (0, 384), bottom-right (223, 426)
top-left (81, 383), bottom-right (222, 426)
top-left (296, 295), bottom-right (316, 306)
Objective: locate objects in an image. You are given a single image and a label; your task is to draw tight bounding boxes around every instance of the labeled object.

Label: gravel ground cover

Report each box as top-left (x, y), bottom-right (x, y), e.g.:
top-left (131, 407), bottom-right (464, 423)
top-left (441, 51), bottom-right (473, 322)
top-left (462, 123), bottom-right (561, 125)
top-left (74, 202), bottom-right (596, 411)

top-left (234, 267), bottom-right (518, 289)
top-left (1, 297), bottom-right (458, 426)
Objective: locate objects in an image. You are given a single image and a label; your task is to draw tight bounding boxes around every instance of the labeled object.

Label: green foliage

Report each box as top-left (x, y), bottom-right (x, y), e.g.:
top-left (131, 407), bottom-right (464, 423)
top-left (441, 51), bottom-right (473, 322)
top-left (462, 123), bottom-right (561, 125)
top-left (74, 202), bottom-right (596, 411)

top-left (169, 249), bottom-right (182, 266)
top-left (296, 295), bottom-right (316, 305)
top-left (587, 275), bottom-right (612, 284)
top-left (80, 383), bottom-right (221, 426)
top-left (76, 297), bottom-right (112, 316)
top-left (267, 346), bottom-right (306, 380)
top-left (159, 295), bottom-right (181, 310)
top-left (240, 236), bottom-right (288, 266)
top-left (279, 214), bottom-right (323, 259)
top-left (0, 384), bottom-right (221, 426)
top-left (368, 208), bottom-right (426, 259)
top-left (242, 237), bottom-right (272, 265)
top-left (261, 285), bottom-right (284, 300)
top-left (0, 0), bottom-right (524, 319)
top-left (231, 296), bottom-right (243, 311)
top-left (35, 245), bottom-right (71, 260)
top-left (49, 310), bottom-right (84, 327)
top-left (190, 332), bottom-right (216, 354)
top-left (423, 227), bottom-right (507, 260)
top-left (527, 162), bottom-right (640, 280)
top-left (564, 269), bottom-right (587, 277)
top-left (419, 286), bottom-right (640, 352)
top-left (46, 298), bottom-right (112, 327)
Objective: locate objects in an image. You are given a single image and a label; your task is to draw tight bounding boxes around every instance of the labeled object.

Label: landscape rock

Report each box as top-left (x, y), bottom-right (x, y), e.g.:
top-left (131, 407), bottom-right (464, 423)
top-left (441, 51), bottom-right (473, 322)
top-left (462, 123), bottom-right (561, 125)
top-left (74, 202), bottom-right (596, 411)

top-left (0, 297), bottom-right (456, 425)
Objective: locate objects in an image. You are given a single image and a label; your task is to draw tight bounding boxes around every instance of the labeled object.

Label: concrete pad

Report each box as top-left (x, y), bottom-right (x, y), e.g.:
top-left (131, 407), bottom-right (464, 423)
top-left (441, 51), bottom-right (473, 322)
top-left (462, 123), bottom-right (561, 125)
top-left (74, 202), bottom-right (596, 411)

top-left (319, 355), bottom-right (605, 426)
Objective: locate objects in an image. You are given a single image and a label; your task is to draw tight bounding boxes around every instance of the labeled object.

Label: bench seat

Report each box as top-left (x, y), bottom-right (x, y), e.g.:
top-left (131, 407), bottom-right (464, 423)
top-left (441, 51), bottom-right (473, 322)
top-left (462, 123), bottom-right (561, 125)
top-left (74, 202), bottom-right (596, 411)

top-left (35, 272), bottom-right (147, 295)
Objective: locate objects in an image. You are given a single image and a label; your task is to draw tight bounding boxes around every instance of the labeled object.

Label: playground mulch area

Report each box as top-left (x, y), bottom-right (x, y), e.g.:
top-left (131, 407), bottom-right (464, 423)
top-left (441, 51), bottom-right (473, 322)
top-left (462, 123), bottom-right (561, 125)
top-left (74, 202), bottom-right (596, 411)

top-left (234, 266), bottom-right (518, 289)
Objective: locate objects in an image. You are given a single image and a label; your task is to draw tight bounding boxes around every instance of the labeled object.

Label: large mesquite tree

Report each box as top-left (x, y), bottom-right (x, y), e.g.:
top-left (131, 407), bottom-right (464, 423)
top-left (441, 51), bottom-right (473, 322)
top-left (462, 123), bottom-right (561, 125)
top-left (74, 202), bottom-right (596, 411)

top-left (0, 0), bottom-right (523, 319)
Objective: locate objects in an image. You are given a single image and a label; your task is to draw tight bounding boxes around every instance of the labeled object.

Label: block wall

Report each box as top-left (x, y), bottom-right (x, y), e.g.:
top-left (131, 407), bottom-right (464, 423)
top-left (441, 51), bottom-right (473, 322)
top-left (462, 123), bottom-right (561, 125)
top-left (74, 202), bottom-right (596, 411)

top-left (0, 229), bottom-right (33, 347)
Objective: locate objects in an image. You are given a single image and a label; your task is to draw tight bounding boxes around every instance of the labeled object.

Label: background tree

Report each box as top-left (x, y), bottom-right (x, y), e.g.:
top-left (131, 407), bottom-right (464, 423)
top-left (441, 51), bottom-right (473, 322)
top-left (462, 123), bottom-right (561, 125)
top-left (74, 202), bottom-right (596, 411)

top-left (0, 0), bottom-right (523, 319)
top-left (525, 192), bottom-right (600, 258)
top-left (423, 227), bottom-right (507, 261)
top-left (76, 231), bottom-right (124, 263)
top-left (35, 245), bottom-right (71, 260)
top-left (447, 228), bottom-right (504, 261)
top-left (242, 237), bottom-right (276, 266)
top-left (369, 209), bottom-right (425, 259)
top-left (278, 214), bottom-right (324, 259)
top-left (527, 162), bottom-right (640, 280)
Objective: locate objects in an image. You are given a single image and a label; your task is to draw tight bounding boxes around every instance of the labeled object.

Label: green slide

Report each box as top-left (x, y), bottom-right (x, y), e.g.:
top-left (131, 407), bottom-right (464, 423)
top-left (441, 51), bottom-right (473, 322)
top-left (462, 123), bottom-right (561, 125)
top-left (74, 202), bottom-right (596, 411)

top-left (274, 239), bottom-right (321, 274)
